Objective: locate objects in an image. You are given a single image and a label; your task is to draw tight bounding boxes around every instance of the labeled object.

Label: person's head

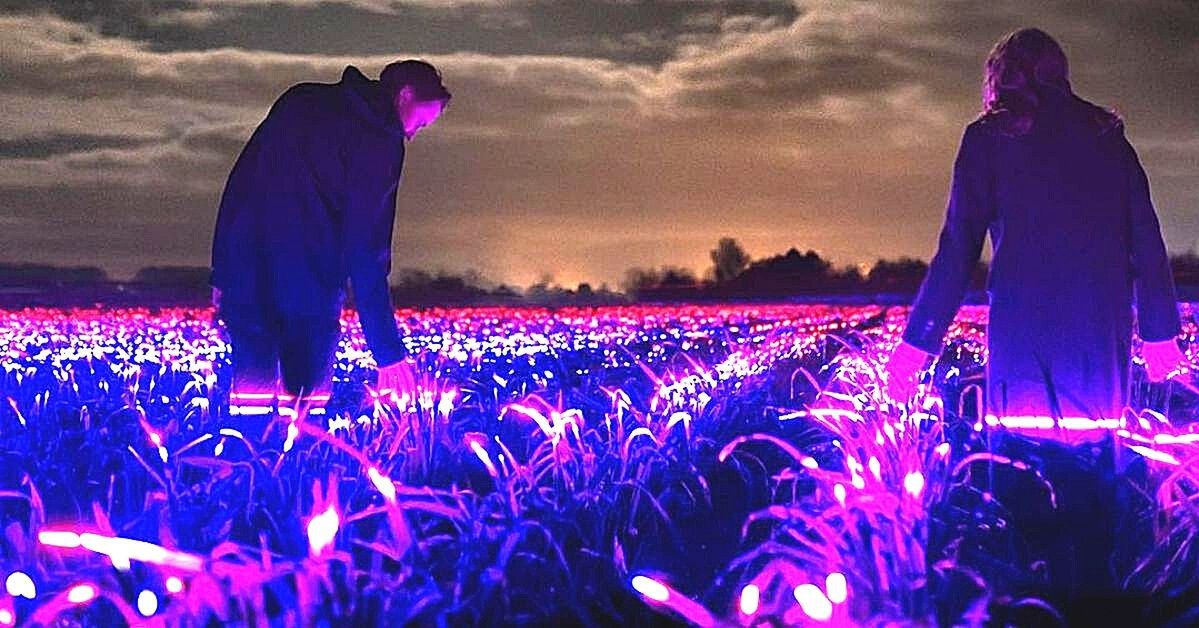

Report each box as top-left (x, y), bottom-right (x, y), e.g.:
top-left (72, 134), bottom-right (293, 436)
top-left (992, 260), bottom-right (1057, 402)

top-left (980, 28), bottom-right (1121, 136)
top-left (980, 28), bottom-right (1072, 134)
top-left (380, 60), bottom-right (451, 139)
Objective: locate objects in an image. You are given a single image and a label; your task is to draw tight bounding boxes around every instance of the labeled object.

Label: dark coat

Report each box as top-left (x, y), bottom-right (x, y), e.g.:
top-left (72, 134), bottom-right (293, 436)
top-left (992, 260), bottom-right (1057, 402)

top-left (210, 65), bottom-right (408, 366)
top-left (903, 87), bottom-right (1181, 418)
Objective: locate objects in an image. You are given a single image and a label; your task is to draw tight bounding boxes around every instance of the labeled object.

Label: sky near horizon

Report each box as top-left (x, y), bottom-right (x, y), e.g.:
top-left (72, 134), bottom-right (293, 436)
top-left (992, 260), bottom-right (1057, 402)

top-left (1, 0), bottom-right (1196, 289)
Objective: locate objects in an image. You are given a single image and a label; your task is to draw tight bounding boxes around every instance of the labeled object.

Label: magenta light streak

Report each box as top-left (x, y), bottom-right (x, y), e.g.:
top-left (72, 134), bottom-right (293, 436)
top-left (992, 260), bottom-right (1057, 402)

top-left (983, 414), bottom-right (1123, 430)
top-left (1127, 445), bottom-right (1181, 465)
top-left (630, 575), bottom-right (716, 627)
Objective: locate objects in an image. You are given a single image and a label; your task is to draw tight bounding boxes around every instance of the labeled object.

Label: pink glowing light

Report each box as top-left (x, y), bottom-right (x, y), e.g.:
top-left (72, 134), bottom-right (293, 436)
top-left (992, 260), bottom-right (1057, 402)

top-left (0, 607), bottom-right (12, 626)
top-left (307, 505), bottom-right (340, 556)
top-left (38, 530), bottom-right (203, 571)
top-left (630, 575), bottom-right (716, 627)
top-left (903, 471), bottom-right (925, 499)
top-left (5, 571), bottom-right (36, 599)
top-left (67, 583), bottom-right (97, 604)
top-left (1127, 445), bottom-right (1180, 466)
top-left (983, 414), bottom-right (1123, 431)
top-left (631, 575), bottom-right (669, 602)
top-left (137, 589), bottom-right (158, 616)
top-left (739, 583), bottom-right (760, 615)
top-left (165, 576), bottom-right (183, 594)
top-left (793, 583), bottom-right (833, 621)
top-left (367, 467), bottom-right (397, 503)
top-left (825, 572), bottom-right (847, 604)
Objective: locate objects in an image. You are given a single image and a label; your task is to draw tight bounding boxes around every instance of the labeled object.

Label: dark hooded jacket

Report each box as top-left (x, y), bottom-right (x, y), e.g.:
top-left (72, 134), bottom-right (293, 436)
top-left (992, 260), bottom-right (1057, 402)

top-left (210, 65), bottom-right (407, 365)
top-left (902, 86), bottom-right (1181, 418)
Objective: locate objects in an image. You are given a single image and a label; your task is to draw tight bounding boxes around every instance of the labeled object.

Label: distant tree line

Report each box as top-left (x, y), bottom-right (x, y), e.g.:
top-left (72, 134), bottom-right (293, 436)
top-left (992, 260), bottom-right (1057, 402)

top-left (3, 245), bottom-right (1199, 307)
top-left (623, 238), bottom-right (1199, 304)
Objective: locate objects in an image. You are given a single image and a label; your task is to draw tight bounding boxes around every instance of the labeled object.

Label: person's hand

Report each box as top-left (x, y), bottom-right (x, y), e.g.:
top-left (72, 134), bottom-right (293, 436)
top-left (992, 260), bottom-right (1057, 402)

top-left (1142, 338), bottom-right (1189, 382)
top-left (884, 341), bottom-right (935, 404)
top-left (376, 358), bottom-right (417, 396)
top-left (212, 287), bottom-right (222, 309)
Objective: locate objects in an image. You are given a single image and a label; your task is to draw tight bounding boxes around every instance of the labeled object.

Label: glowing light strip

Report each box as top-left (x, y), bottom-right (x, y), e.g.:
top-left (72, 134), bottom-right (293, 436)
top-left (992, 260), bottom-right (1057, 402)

top-left (230, 392), bottom-right (330, 402)
top-left (38, 530), bottom-right (203, 571)
top-left (982, 414), bottom-right (1123, 430)
top-left (229, 404), bottom-right (325, 416)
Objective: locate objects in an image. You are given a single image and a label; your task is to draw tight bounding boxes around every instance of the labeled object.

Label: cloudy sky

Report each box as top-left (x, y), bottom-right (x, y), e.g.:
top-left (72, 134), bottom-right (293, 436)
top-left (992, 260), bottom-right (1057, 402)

top-left (1, 0), bottom-right (1196, 289)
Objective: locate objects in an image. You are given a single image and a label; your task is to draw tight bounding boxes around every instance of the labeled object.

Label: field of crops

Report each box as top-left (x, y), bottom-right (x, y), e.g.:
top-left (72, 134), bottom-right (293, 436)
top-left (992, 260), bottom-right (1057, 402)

top-left (1, 304), bottom-right (1198, 626)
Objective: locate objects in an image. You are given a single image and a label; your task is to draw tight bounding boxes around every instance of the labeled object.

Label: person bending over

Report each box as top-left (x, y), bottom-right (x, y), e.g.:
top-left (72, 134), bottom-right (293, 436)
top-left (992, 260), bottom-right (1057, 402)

top-left (210, 60), bottom-right (450, 399)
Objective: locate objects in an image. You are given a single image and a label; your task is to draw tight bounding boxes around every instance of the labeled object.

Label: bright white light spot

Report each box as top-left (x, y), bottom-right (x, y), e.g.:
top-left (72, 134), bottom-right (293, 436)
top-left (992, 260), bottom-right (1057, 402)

top-left (825, 572), bottom-right (847, 604)
top-left (38, 530), bottom-right (80, 548)
top-left (307, 506), bottom-right (340, 556)
top-left (67, 584), bottom-right (96, 604)
top-left (165, 576), bottom-right (183, 594)
top-left (904, 471), bottom-right (925, 499)
top-left (833, 483), bottom-right (846, 506)
top-left (367, 467), bottom-right (396, 503)
top-left (739, 584), bottom-right (760, 615)
top-left (800, 457), bottom-right (818, 470)
top-left (137, 590), bottom-right (158, 616)
top-left (1129, 445), bottom-right (1180, 466)
top-left (5, 571), bottom-right (35, 599)
top-left (0, 608), bottom-right (12, 626)
top-left (794, 583), bottom-right (833, 621)
top-left (284, 421), bottom-right (299, 452)
top-left (631, 575), bottom-right (669, 602)
top-left (935, 442), bottom-right (951, 457)
top-left (867, 456), bottom-right (881, 481)
top-left (438, 390), bottom-right (457, 417)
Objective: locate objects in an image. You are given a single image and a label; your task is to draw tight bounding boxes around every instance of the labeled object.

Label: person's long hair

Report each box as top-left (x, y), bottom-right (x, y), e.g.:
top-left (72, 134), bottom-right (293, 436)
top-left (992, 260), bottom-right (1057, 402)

top-left (979, 28), bottom-right (1121, 136)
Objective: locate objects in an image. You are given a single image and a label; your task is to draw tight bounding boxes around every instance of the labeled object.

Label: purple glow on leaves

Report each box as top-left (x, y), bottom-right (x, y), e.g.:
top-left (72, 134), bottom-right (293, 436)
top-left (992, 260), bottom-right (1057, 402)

top-left (0, 303), bottom-right (1194, 625)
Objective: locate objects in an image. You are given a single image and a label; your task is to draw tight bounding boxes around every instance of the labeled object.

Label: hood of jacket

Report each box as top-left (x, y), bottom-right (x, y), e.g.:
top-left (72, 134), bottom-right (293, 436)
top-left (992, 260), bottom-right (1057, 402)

top-left (1035, 84), bottom-right (1122, 136)
top-left (340, 65), bottom-right (407, 140)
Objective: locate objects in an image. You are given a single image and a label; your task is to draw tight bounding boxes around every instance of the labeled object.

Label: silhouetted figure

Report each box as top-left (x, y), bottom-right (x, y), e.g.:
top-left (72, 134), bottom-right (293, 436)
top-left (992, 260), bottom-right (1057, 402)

top-left (888, 31), bottom-right (1185, 419)
top-left (210, 61), bottom-right (450, 397)
top-left (885, 29), bottom-right (1189, 620)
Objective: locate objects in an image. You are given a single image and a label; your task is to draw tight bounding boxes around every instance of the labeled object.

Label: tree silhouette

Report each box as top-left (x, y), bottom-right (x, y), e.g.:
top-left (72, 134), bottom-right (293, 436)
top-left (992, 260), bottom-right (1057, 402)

top-left (709, 237), bottom-right (751, 283)
top-left (865, 257), bottom-right (930, 293)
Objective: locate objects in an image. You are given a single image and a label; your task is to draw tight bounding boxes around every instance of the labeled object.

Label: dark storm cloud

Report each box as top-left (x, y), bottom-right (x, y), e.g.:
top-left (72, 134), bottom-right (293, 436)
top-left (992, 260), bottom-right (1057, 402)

top-left (0, 0), bottom-right (798, 63)
top-left (0, 1), bottom-right (1196, 285)
top-left (0, 133), bottom-right (161, 159)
